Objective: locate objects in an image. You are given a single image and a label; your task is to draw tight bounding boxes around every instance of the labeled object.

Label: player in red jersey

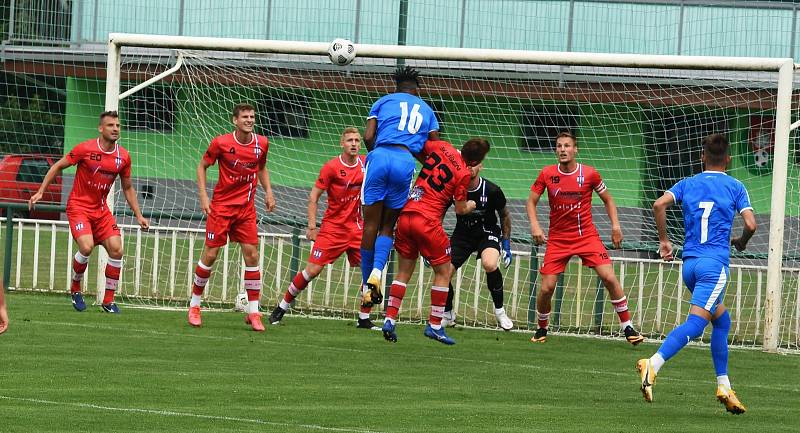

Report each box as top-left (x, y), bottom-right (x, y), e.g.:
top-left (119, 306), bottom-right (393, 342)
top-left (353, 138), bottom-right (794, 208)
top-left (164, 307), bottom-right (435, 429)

top-left (187, 103), bottom-right (275, 332)
top-left (381, 138), bottom-right (489, 345)
top-left (526, 131), bottom-right (643, 345)
top-left (29, 111), bottom-right (149, 313)
top-left (267, 128), bottom-right (379, 329)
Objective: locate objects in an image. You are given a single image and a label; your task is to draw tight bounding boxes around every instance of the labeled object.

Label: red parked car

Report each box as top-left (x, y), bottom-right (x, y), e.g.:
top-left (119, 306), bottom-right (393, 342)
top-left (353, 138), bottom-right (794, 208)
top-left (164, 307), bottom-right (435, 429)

top-left (0, 154), bottom-right (62, 219)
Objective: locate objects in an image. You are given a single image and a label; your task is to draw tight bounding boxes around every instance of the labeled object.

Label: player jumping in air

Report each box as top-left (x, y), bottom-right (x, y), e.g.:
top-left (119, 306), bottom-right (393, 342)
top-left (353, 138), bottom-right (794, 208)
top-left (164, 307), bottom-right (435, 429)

top-left (441, 163), bottom-right (514, 331)
top-left (268, 127), bottom-right (379, 329)
top-left (382, 138), bottom-right (489, 345)
top-left (29, 110), bottom-right (149, 313)
top-left (526, 131), bottom-right (644, 345)
top-left (637, 134), bottom-right (754, 414)
top-left (187, 103), bottom-right (275, 332)
top-left (360, 66), bottom-right (440, 309)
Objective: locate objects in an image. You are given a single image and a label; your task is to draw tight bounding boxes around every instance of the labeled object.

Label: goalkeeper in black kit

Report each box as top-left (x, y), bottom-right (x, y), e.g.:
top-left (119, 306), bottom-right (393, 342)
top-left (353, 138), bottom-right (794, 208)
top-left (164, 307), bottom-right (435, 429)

top-left (442, 162), bottom-right (514, 330)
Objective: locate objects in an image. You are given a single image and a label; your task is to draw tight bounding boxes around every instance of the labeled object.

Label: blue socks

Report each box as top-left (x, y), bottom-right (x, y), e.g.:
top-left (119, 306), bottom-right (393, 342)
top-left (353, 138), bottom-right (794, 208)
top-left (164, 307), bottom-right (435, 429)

top-left (657, 314), bottom-right (709, 362)
top-left (360, 248), bottom-right (375, 285)
top-left (711, 310), bottom-right (731, 377)
top-left (372, 235), bottom-right (394, 274)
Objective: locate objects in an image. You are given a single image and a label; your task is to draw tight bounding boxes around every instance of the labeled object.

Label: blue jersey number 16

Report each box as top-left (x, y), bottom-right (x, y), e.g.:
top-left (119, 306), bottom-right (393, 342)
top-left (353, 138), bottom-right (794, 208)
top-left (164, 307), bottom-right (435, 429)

top-left (398, 101), bottom-right (423, 134)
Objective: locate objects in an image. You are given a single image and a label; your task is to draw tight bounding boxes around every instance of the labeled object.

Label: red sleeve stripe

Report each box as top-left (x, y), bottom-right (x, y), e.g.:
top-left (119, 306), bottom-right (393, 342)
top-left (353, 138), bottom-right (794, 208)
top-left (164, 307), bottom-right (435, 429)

top-left (594, 182), bottom-right (607, 193)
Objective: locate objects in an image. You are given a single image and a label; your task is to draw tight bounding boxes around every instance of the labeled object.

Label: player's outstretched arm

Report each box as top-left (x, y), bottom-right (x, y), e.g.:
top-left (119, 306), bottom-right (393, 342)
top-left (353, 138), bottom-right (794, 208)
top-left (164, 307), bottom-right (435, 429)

top-left (29, 156), bottom-right (73, 210)
top-left (364, 118), bottom-right (377, 151)
top-left (196, 160), bottom-right (212, 216)
top-left (306, 186), bottom-right (324, 241)
top-left (732, 209), bottom-right (757, 252)
top-left (597, 189), bottom-right (622, 249)
top-left (120, 175), bottom-right (149, 230)
top-left (526, 190), bottom-right (546, 245)
top-left (453, 199), bottom-right (476, 215)
top-left (258, 166), bottom-right (275, 212)
top-left (652, 192), bottom-right (675, 261)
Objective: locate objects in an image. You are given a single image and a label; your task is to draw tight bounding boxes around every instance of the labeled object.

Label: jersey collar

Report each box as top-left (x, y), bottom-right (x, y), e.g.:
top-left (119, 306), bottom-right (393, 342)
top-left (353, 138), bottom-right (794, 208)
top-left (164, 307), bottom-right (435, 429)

top-left (702, 170), bottom-right (728, 175)
top-left (338, 155), bottom-right (360, 168)
top-left (232, 132), bottom-right (255, 146)
top-left (468, 177), bottom-right (484, 193)
top-left (557, 163), bottom-right (580, 176)
top-left (96, 138), bottom-right (119, 154)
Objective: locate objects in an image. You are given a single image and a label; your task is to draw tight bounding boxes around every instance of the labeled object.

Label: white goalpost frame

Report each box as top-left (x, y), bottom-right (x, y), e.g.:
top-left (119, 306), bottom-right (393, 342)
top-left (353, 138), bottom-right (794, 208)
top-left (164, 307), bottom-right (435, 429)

top-left (104, 33), bottom-right (796, 352)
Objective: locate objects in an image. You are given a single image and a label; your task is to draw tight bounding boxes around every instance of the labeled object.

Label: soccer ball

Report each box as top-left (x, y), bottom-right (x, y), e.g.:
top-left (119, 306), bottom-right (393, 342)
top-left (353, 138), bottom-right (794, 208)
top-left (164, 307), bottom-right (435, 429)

top-left (753, 148), bottom-right (771, 168)
top-left (328, 38), bottom-right (356, 66)
top-left (234, 292), bottom-right (248, 312)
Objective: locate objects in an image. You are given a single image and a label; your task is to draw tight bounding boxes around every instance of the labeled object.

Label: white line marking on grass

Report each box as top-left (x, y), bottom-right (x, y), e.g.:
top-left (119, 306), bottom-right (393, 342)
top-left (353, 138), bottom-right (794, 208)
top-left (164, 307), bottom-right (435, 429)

top-left (22, 320), bottom-right (800, 393)
top-left (0, 396), bottom-right (387, 433)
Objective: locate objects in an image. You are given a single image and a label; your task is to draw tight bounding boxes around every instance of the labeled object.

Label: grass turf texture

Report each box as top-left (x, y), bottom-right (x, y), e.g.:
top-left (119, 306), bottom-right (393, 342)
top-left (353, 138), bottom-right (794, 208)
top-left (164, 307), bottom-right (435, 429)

top-left (1, 292), bottom-right (798, 433)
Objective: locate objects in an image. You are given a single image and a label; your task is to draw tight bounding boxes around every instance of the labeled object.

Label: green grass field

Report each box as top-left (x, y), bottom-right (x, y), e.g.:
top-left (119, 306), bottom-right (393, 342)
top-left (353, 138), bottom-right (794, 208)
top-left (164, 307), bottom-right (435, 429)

top-left (1, 292), bottom-right (798, 433)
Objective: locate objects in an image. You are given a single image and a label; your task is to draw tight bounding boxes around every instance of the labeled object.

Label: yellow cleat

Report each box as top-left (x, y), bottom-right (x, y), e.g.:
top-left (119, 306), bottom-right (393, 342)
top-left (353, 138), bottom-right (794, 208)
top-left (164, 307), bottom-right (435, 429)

top-left (636, 358), bottom-right (656, 402)
top-left (361, 274), bottom-right (383, 308)
top-left (716, 385), bottom-right (746, 414)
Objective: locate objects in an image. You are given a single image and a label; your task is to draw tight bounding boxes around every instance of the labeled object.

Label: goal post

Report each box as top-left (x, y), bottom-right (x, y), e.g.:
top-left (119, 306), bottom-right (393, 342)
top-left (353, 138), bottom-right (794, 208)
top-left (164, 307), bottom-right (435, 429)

top-left (101, 33), bottom-right (796, 351)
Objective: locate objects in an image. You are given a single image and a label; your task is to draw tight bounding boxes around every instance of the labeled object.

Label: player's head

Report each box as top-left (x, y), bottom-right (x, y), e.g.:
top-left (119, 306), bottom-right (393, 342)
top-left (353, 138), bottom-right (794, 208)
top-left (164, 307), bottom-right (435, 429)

top-left (554, 131), bottom-right (578, 164)
top-left (393, 66), bottom-right (420, 94)
top-left (98, 110), bottom-right (120, 143)
top-left (701, 133), bottom-right (731, 169)
top-left (461, 138), bottom-right (490, 175)
top-left (340, 127), bottom-right (361, 157)
top-left (232, 103), bottom-right (256, 134)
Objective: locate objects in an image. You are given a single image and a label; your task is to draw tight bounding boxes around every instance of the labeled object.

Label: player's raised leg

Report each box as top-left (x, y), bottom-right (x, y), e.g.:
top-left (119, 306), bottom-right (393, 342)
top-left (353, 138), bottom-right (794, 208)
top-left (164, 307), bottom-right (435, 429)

top-left (594, 264), bottom-right (643, 345)
top-left (480, 247), bottom-right (513, 331)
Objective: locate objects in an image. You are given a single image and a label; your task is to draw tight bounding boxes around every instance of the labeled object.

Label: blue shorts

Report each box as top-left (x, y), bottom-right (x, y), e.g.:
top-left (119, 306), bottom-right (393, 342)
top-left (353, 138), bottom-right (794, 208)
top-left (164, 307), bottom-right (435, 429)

top-left (361, 145), bottom-right (415, 209)
top-left (682, 257), bottom-right (729, 315)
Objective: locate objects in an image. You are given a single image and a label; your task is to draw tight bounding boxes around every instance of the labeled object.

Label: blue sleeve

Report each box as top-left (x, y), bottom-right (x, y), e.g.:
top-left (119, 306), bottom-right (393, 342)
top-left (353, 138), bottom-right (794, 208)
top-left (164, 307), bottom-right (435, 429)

top-left (368, 97), bottom-right (382, 119)
top-left (429, 110), bottom-right (440, 132)
top-left (736, 183), bottom-right (753, 213)
top-left (667, 179), bottom-right (685, 203)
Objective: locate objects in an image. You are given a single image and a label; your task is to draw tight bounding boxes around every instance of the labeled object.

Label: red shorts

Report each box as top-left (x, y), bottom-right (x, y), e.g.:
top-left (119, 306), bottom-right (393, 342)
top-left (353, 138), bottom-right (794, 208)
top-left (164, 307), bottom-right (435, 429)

top-left (394, 212), bottom-right (451, 266)
top-left (540, 235), bottom-right (611, 275)
top-left (205, 203), bottom-right (258, 247)
top-left (309, 224), bottom-right (362, 266)
top-left (66, 206), bottom-right (120, 244)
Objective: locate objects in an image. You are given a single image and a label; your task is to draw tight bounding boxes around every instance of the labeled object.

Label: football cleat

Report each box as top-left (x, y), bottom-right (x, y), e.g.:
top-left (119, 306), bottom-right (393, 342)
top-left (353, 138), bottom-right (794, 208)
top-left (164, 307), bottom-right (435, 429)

top-left (495, 310), bottom-right (514, 331)
top-left (624, 325), bottom-right (645, 346)
top-left (424, 324), bottom-right (456, 345)
top-left (636, 358), bottom-right (656, 403)
top-left (441, 310), bottom-right (456, 328)
top-left (268, 306), bottom-right (286, 325)
top-left (188, 306), bottom-right (202, 327)
top-left (245, 312), bottom-right (265, 332)
top-left (716, 385), bottom-right (746, 414)
top-left (71, 292), bottom-right (87, 312)
top-left (101, 303), bottom-right (120, 314)
top-left (530, 328), bottom-right (547, 343)
top-left (356, 318), bottom-right (380, 330)
top-left (382, 320), bottom-right (397, 342)
top-left (362, 274), bottom-right (384, 308)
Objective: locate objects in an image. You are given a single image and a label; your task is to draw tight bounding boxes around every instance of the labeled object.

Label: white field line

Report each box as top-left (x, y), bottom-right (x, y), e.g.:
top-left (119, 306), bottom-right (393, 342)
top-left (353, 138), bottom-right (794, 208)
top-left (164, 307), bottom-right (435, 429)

top-left (0, 396), bottom-right (387, 433)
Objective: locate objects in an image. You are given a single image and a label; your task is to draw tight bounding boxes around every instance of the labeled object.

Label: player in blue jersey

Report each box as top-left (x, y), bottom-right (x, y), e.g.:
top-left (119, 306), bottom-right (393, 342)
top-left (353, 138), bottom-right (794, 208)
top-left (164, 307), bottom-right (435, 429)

top-left (360, 66), bottom-right (440, 307)
top-left (637, 134), bottom-right (755, 414)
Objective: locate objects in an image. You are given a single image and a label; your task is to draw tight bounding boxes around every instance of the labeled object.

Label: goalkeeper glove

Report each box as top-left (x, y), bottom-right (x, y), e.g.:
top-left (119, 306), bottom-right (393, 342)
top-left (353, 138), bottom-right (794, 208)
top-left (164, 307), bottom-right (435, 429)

top-left (501, 238), bottom-right (512, 268)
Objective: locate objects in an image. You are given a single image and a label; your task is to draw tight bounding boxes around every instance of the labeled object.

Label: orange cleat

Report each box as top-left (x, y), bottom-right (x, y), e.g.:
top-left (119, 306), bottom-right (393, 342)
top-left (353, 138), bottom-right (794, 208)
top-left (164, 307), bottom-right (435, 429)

top-left (188, 306), bottom-right (202, 327)
top-left (245, 312), bottom-right (265, 332)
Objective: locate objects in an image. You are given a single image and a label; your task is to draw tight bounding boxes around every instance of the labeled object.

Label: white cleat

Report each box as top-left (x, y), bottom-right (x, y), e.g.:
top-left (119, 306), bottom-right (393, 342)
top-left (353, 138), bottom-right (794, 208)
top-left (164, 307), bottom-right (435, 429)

top-left (495, 309), bottom-right (514, 331)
